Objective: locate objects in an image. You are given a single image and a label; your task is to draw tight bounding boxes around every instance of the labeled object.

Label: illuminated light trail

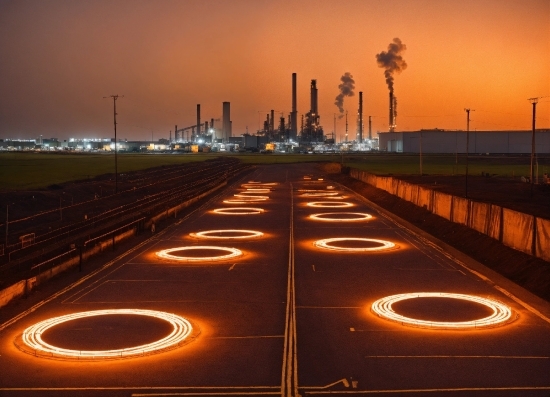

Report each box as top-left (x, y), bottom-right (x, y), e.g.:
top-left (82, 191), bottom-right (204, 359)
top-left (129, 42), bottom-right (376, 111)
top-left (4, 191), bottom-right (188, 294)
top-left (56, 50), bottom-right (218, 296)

top-left (314, 237), bottom-right (396, 252)
top-left (306, 201), bottom-right (353, 208)
top-left (156, 246), bottom-right (242, 261)
top-left (309, 212), bottom-right (373, 222)
top-left (300, 192), bottom-right (339, 197)
top-left (212, 207), bottom-right (264, 215)
top-left (371, 292), bottom-right (513, 329)
top-left (19, 309), bottom-right (194, 359)
top-left (190, 229), bottom-right (264, 239)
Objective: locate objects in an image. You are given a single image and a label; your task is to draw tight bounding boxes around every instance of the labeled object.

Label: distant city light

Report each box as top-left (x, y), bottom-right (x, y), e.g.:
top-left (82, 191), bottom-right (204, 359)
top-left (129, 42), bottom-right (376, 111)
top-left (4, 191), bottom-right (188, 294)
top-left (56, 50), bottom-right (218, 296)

top-left (371, 292), bottom-right (513, 329)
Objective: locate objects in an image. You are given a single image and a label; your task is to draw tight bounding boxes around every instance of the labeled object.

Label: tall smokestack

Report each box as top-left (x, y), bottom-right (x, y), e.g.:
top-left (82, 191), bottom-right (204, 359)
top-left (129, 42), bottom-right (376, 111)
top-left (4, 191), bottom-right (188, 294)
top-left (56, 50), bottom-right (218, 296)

top-left (311, 80), bottom-right (318, 114)
top-left (358, 91), bottom-right (363, 143)
top-left (222, 102), bottom-right (231, 141)
top-left (270, 110), bottom-right (275, 132)
top-left (291, 73), bottom-right (297, 140)
top-left (389, 92), bottom-right (394, 133)
top-left (197, 104), bottom-right (201, 136)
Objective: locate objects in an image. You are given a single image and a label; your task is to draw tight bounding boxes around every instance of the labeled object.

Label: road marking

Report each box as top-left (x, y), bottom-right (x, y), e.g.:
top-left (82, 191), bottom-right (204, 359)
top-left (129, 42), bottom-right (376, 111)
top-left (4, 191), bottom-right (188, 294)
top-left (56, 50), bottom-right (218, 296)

top-left (228, 263), bottom-right (237, 271)
top-left (297, 306), bottom-right (361, 309)
top-left (281, 182), bottom-right (298, 397)
top-left (210, 335), bottom-right (284, 339)
top-left (132, 393), bottom-right (280, 396)
top-left (364, 355), bottom-right (549, 359)
top-left (303, 386), bottom-right (550, 394)
top-left (312, 264), bottom-right (316, 272)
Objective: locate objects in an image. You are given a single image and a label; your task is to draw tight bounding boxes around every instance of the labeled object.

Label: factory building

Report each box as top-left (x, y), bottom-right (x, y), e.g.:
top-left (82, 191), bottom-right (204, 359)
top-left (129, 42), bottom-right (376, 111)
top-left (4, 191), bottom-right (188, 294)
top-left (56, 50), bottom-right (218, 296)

top-left (379, 129), bottom-right (550, 154)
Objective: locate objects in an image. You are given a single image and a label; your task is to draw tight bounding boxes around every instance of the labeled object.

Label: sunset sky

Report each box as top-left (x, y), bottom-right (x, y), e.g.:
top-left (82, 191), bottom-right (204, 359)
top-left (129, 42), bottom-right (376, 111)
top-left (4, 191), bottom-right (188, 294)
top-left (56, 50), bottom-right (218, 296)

top-left (1, 0), bottom-right (548, 142)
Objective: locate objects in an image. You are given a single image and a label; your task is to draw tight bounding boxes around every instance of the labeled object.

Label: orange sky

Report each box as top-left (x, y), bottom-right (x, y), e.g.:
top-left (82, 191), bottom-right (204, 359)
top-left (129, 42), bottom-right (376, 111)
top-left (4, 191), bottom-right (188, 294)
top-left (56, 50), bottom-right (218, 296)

top-left (0, 0), bottom-right (548, 141)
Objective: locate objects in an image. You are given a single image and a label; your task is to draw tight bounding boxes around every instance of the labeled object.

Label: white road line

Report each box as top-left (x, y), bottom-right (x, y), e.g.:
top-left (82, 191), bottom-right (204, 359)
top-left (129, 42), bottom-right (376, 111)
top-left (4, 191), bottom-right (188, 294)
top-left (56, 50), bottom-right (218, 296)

top-left (303, 386), bottom-right (550, 394)
top-left (364, 355), bottom-right (549, 359)
top-left (282, 182), bottom-right (298, 397)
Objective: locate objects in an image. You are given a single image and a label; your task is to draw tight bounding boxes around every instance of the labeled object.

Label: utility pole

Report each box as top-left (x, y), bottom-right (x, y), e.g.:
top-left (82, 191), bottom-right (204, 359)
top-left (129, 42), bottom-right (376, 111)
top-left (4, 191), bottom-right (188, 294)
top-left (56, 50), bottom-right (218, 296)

top-left (464, 108), bottom-right (474, 198)
top-left (104, 95), bottom-right (123, 193)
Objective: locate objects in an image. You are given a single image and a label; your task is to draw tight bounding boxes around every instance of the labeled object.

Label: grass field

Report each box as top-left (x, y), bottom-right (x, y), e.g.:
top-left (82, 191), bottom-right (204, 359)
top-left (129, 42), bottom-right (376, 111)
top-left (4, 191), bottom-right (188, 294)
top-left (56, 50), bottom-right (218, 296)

top-left (1, 151), bottom-right (548, 190)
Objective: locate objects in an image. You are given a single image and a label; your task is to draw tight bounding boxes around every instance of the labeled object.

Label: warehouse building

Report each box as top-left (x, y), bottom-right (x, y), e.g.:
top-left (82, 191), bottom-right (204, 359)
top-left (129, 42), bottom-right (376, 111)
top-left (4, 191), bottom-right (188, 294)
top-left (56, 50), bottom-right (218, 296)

top-left (378, 129), bottom-right (550, 154)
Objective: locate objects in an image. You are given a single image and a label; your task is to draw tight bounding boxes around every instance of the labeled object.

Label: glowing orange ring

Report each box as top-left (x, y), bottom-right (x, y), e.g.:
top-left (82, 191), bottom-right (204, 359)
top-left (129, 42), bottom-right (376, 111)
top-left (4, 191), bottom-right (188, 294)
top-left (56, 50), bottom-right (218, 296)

top-left (306, 201), bottom-right (353, 208)
top-left (223, 197), bottom-right (268, 204)
top-left (20, 309), bottom-right (193, 359)
top-left (212, 207), bottom-right (264, 215)
top-left (233, 194), bottom-right (270, 199)
top-left (371, 293), bottom-right (513, 329)
top-left (242, 189), bottom-right (271, 193)
top-left (301, 192), bottom-right (339, 197)
top-left (314, 237), bottom-right (395, 251)
top-left (190, 229), bottom-right (263, 239)
top-left (156, 246), bottom-right (242, 261)
top-left (309, 212), bottom-right (373, 222)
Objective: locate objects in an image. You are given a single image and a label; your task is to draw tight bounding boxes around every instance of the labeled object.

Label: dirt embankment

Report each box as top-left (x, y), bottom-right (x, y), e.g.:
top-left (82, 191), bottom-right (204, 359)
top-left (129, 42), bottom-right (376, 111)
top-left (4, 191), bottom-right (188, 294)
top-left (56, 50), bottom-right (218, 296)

top-left (329, 172), bottom-right (550, 303)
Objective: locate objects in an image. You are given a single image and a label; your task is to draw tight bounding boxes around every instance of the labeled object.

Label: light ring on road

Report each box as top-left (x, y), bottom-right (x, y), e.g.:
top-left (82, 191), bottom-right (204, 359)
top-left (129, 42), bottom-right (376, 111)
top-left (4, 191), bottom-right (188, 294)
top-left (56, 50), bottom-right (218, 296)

top-left (233, 192), bottom-right (269, 200)
top-left (371, 292), bottom-right (513, 329)
top-left (314, 237), bottom-right (395, 252)
top-left (301, 192), bottom-right (339, 197)
top-left (309, 212), bottom-right (373, 222)
top-left (19, 309), bottom-right (194, 360)
top-left (212, 207), bottom-right (264, 215)
top-left (306, 201), bottom-right (353, 208)
top-left (224, 197), bottom-right (267, 204)
top-left (156, 246), bottom-right (242, 261)
top-left (190, 229), bottom-right (264, 239)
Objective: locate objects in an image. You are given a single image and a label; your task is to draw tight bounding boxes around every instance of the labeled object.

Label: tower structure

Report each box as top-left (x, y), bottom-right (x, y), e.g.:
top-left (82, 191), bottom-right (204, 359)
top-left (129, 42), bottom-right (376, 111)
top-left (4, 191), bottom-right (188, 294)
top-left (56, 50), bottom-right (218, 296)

top-left (301, 79), bottom-right (323, 142)
top-left (222, 102), bottom-right (231, 141)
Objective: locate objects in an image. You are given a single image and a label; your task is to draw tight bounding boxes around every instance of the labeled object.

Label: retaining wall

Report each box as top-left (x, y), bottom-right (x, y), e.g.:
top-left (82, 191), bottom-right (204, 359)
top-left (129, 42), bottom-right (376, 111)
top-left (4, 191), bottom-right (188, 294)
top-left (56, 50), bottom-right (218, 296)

top-left (350, 168), bottom-right (550, 261)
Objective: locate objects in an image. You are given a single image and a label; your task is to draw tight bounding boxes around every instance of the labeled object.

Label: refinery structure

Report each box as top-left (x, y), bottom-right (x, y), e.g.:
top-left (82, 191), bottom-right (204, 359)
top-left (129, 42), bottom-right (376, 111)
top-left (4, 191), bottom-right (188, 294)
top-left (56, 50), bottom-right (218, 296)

top-left (2, 72), bottom-right (548, 154)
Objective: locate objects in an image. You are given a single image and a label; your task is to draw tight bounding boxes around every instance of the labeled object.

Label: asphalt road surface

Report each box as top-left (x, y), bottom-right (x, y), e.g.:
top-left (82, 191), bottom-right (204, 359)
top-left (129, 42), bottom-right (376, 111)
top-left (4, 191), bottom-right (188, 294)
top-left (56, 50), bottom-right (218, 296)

top-left (1, 163), bottom-right (549, 397)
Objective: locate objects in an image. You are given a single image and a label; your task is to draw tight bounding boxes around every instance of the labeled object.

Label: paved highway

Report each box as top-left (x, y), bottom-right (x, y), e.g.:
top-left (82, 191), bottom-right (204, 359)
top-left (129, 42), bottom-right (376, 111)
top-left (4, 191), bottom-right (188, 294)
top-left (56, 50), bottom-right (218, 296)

top-left (1, 163), bottom-right (549, 396)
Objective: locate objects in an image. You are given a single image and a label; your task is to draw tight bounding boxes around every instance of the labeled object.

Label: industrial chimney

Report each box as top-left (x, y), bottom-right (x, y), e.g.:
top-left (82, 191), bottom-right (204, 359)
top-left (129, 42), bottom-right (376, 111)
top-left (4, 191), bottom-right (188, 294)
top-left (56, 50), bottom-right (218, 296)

top-left (197, 104), bottom-right (201, 136)
top-left (222, 102), bottom-right (231, 141)
top-left (389, 92), bottom-right (394, 133)
top-left (358, 91), bottom-right (363, 143)
top-left (291, 73), bottom-right (297, 140)
top-left (310, 80), bottom-right (318, 115)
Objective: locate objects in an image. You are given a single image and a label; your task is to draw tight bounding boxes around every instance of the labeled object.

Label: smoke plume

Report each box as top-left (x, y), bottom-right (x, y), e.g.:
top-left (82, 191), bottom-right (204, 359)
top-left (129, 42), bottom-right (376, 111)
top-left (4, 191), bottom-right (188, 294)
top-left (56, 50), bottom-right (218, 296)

top-left (334, 72), bottom-right (355, 118)
top-left (375, 38), bottom-right (407, 93)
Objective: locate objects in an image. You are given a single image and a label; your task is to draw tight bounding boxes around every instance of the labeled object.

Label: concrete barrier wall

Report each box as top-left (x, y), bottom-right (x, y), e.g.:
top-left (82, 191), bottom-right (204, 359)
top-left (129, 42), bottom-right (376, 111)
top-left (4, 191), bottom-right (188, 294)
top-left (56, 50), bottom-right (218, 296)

top-left (502, 208), bottom-right (534, 255)
top-left (452, 196), bottom-right (469, 226)
top-left (536, 218), bottom-right (550, 262)
top-left (433, 192), bottom-right (453, 221)
top-left (349, 169), bottom-right (549, 262)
